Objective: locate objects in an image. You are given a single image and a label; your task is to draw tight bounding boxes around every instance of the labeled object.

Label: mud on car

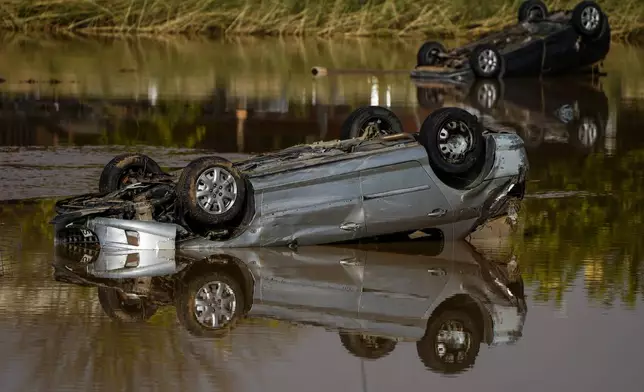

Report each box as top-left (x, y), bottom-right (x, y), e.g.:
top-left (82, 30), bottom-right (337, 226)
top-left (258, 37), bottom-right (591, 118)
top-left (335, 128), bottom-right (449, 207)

top-left (52, 106), bottom-right (528, 249)
top-left (412, 0), bottom-right (610, 81)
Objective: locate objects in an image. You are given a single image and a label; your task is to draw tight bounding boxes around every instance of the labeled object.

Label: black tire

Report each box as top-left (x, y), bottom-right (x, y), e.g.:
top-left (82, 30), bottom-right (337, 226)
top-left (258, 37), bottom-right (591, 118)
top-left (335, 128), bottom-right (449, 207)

top-left (176, 156), bottom-right (246, 227)
top-left (175, 270), bottom-right (245, 338)
top-left (339, 332), bottom-right (397, 360)
top-left (339, 106), bottom-right (404, 140)
top-left (98, 153), bottom-right (164, 194)
top-left (470, 44), bottom-right (503, 78)
top-left (518, 0), bottom-right (548, 23)
top-left (417, 41), bottom-right (447, 67)
top-left (571, 1), bottom-right (604, 37)
top-left (97, 287), bottom-right (158, 322)
top-left (418, 107), bottom-right (485, 176)
top-left (416, 309), bottom-right (481, 374)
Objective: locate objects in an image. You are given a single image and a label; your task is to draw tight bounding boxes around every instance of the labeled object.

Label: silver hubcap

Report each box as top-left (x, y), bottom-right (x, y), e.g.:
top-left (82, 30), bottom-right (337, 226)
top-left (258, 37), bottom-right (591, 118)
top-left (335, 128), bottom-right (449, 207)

top-left (438, 120), bottom-right (474, 163)
top-left (581, 6), bottom-right (600, 31)
top-left (435, 320), bottom-right (472, 363)
top-left (194, 281), bottom-right (237, 329)
top-left (477, 82), bottom-right (498, 109)
top-left (196, 166), bottom-right (237, 215)
top-left (478, 49), bottom-right (498, 75)
top-left (578, 118), bottom-right (598, 147)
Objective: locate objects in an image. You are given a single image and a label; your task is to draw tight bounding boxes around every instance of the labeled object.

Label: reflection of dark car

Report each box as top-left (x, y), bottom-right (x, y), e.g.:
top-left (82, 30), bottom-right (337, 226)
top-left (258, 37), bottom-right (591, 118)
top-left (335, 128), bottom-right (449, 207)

top-left (53, 238), bottom-right (527, 374)
top-left (411, 1), bottom-right (610, 81)
top-left (414, 75), bottom-right (609, 153)
top-left (51, 106), bottom-right (528, 250)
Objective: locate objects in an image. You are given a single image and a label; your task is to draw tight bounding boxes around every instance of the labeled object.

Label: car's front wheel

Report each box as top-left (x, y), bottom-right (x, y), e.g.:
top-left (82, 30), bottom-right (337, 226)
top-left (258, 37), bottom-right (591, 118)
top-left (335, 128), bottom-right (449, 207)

top-left (571, 1), bottom-right (605, 37)
top-left (176, 156), bottom-right (247, 227)
top-left (418, 107), bottom-right (485, 178)
top-left (416, 309), bottom-right (481, 374)
top-left (470, 44), bottom-right (503, 78)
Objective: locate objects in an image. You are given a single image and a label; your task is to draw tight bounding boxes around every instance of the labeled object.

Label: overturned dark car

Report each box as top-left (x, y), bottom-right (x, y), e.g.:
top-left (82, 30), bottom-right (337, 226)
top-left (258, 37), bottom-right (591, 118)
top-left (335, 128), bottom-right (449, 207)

top-left (51, 106), bottom-right (528, 250)
top-left (411, 0), bottom-right (610, 81)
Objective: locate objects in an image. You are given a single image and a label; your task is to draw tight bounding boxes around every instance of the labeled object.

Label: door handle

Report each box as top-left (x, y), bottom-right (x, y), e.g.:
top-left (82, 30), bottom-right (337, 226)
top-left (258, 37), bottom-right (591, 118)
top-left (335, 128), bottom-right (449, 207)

top-left (428, 208), bottom-right (446, 218)
top-left (427, 268), bottom-right (447, 276)
top-left (340, 222), bottom-right (361, 232)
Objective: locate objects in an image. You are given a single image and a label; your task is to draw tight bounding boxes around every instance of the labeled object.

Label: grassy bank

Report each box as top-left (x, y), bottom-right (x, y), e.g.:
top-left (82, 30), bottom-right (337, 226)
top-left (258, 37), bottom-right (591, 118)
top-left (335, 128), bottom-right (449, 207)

top-left (0, 0), bottom-right (641, 40)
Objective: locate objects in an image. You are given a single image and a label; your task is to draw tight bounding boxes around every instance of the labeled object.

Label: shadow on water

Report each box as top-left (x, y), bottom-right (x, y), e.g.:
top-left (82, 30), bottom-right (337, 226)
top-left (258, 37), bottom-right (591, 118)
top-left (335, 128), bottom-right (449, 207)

top-left (1, 34), bottom-right (644, 391)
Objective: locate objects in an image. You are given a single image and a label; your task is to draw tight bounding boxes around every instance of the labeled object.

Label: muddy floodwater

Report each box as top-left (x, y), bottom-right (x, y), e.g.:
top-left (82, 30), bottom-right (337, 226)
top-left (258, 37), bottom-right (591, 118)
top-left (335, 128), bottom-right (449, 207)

top-left (1, 34), bottom-right (644, 392)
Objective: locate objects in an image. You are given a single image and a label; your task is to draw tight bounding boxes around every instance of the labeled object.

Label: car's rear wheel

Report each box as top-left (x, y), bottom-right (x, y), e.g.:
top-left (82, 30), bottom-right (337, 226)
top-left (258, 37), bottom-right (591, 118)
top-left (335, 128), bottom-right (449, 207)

top-left (339, 106), bottom-right (404, 140)
top-left (469, 44), bottom-right (503, 78)
top-left (98, 153), bottom-right (165, 193)
top-left (518, 0), bottom-right (548, 23)
top-left (571, 1), bottom-right (604, 37)
top-left (175, 270), bottom-right (244, 338)
top-left (176, 156), bottom-right (246, 227)
top-left (97, 287), bottom-right (158, 322)
top-left (418, 107), bottom-right (485, 176)
top-left (417, 41), bottom-right (447, 67)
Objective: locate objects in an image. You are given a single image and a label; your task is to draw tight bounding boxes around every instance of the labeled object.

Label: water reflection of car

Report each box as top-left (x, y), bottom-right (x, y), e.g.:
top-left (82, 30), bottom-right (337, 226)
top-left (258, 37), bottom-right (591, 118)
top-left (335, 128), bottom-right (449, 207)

top-left (412, 0), bottom-right (610, 81)
top-left (53, 238), bottom-right (527, 374)
top-left (415, 75), bottom-right (609, 152)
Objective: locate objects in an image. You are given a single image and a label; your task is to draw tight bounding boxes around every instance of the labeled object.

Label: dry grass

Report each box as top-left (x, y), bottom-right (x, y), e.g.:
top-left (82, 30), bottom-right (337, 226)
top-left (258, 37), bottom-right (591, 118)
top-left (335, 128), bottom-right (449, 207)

top-left (0, 0), bottom-right (641, 40)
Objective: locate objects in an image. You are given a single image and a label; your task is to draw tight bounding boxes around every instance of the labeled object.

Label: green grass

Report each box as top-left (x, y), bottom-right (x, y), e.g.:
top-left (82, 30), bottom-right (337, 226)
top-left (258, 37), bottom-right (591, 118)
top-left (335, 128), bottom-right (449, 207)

top-left (0, 0), bottom-right (641, 40)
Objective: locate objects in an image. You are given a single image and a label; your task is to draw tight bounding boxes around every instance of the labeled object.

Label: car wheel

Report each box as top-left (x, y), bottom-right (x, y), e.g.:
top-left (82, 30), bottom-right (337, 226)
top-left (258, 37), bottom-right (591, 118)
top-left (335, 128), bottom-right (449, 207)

top-left (175, 270), bottom-right (244, 338)
top-left (518, 0), bottom-right (548, 23)
top-left (97, 287), bottom-right (158, 322)
top-left (569, 115), bottom-right (601, 152)
top-left (471, 79), bottom-right (501, 110)
top-left (339, 106), bottom-right (404, 140)
top-left (416, 310), bottom-right (481, 374)
top-left (571, 1), bottom-right (604, 37)
top-left (339, 332), bottom-right (397, 360)
top-left (418, 107), bottom-right (485, 176)
top-left (470, 44), bottom-right (503, 78)
top-left (417, 41), bottom-right (447, 67)
top-left (98, 153), bottom-right (165, 193)
top-left (176, 156), bottom-right (247, 227)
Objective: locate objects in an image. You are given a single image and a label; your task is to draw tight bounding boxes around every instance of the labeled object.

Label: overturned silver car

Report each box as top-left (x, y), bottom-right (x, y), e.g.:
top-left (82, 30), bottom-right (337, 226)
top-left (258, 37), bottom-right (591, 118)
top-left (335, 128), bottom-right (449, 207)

top-left (52, 106), bottom-right (528, 250)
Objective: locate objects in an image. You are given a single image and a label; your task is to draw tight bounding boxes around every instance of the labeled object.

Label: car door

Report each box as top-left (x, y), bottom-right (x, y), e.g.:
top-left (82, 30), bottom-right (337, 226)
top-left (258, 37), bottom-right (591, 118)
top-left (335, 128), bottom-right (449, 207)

top-left (355, 249), bottom-right (455, 338)
top-left (542, 28), bottom-right (581, 73)
top-left (252, 247), bottom-right (364, 329)
top-left (359, 159), bottom-right (451, 236)
top-left (259, 159), bottom-right (366, 246)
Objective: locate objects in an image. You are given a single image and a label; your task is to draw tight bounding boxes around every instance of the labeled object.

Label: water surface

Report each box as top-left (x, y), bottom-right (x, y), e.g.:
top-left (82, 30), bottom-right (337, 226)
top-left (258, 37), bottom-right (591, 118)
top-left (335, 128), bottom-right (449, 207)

top-left (1, 34), bottom-right (644, 392)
